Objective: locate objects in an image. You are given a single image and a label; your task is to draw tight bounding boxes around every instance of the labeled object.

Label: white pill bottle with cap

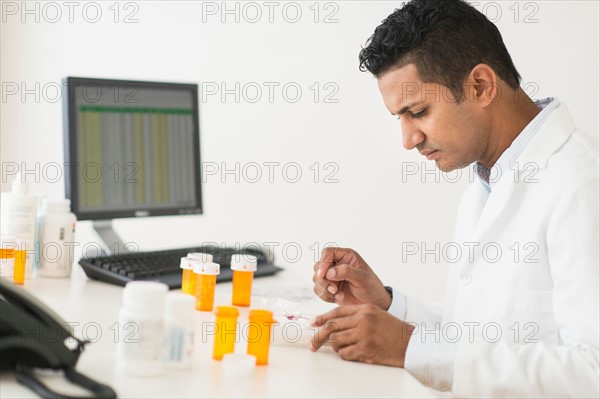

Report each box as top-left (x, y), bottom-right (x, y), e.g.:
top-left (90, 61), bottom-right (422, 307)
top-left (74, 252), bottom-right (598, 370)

top-left (163, 292), bottom-right (195, 370)
top-left (0, 173), bottom-right (38, 279)
top-left (117, 281), bottom-right (168, 377)
top-left (37, 199), bottom-right (77, 277)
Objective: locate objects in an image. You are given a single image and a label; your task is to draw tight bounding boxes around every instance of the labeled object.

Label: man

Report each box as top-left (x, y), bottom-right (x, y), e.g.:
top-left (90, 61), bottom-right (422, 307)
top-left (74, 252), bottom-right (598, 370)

top-left (310, 0), bottom-right (599, 397)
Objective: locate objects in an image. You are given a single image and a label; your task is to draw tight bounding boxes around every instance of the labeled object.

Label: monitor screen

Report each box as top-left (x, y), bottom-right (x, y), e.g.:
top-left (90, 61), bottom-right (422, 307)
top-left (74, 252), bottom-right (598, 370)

top-left (63, 77), bottom-right (202, 220)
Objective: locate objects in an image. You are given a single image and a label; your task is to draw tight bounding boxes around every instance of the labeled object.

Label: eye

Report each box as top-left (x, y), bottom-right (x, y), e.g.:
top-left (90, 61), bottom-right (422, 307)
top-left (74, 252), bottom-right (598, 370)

top-left (409, 108), bottom-right (428, 119)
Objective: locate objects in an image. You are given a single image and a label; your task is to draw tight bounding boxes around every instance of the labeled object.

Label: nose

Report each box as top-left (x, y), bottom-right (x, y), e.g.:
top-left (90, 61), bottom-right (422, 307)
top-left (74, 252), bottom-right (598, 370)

top-left (401, 120), bottom-right (425, 150)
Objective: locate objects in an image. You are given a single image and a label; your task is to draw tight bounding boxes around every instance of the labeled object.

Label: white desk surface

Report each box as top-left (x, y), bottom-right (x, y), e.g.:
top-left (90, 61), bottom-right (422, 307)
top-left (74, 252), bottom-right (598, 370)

top-left (1, 264), bottom-right (437, 398)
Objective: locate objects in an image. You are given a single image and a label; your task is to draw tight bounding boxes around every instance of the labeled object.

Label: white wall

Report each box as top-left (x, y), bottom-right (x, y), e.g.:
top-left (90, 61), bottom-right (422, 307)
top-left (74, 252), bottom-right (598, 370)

top-left (1, 1), bottom-right (598, 302)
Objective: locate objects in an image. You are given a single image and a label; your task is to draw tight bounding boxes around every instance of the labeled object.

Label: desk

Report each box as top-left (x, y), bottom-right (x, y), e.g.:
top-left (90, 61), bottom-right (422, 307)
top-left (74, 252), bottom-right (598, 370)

top-left (0, 265), bottom-right (436, 398)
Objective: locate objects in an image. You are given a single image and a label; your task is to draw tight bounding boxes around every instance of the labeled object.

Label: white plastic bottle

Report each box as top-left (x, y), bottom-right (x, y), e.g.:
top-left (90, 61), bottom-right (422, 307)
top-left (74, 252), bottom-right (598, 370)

top-left (163, 292), bottom-right (196, 370)
top-left (37, 199), bottom-right (77, 278)
top-left (117, 281), bottom-right (168, 377)
top-left (0, 174), bottom-right (38, 279)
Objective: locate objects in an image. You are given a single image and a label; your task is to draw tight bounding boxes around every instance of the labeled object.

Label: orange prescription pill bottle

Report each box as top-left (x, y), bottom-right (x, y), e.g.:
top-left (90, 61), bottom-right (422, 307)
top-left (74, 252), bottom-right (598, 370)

top-left (184, 253), bottom-right (213, 296)
top-left (13, 248), bottom-right (26, 285)
top-left (180, 257), bottom-right (195, 295)
top-left (247, 309), bottom-right (277, 365)
top-left (193, 261), bottom-right (220, 311)
top-left (213, 306), bottom-right (239, 360)
top-left (0, 237), bottom-right (26, 285)
top-left (231, 254), bottom-right (257, 307)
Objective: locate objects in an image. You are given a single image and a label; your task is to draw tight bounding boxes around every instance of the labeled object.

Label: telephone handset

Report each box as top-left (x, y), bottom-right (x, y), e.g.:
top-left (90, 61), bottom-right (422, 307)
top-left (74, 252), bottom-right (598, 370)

top-left (0, 280), bottom-right (116, 398)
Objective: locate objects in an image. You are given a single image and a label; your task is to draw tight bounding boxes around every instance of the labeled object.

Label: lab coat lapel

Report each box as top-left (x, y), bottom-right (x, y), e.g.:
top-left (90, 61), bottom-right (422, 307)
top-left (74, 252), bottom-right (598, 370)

top-left (474, 171), bottom-right (514, 238)
top-left (516, 103), bottom-right (574, 170)
top-left (455, 181), bottom-right (488, 243)
top-left (471, 102), bottom-right (573, 241)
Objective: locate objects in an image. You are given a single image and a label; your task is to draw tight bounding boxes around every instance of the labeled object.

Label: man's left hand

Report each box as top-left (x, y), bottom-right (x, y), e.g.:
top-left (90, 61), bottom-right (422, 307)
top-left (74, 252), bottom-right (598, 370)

top-left (310, 304), bottom-right (415, 367)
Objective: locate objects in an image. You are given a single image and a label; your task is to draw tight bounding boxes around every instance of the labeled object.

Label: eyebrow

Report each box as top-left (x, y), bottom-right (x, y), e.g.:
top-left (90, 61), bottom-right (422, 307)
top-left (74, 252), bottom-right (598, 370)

top-left (391, 101), bottom-right (423, 116)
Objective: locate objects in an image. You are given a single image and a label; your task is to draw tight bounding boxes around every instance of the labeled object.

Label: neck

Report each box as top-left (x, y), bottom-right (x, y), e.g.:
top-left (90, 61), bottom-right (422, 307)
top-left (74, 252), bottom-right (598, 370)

top-left (479, 88), bottom-right (541, 169)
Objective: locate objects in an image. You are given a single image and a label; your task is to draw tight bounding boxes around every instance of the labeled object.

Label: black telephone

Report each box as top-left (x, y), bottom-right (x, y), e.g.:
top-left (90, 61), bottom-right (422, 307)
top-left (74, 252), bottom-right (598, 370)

top-left (0, 280), bottom-right (116, 399)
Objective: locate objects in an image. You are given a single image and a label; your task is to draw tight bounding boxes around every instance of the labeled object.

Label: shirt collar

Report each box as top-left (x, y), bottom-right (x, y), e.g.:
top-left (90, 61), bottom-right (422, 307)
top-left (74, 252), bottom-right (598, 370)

top-left (474, 97), bottom-right (559, 192)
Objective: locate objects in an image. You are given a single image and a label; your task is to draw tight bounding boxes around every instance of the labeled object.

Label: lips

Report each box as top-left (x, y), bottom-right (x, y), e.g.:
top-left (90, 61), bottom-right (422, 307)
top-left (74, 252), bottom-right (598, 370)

top-left (420, 150), bottom-right (439, 160)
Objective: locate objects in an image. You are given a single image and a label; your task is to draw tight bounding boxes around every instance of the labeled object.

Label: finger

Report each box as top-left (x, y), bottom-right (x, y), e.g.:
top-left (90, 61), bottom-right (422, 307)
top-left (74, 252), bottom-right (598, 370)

top-left (313, 262), bottom-right (339, 300)
top-left (329, 329), bottom-right (356, 352)
top-left (313, 273), bottom-right (336, 297)
top-left (310, 305), bottom-right (359, 327)
top-left (310, 316), bottom-right (355, 351)
top-left (312, 283), bottom-right (335, 303)
top-left (313, 262), bottom-right (320, 273)
top-left (326, 263), bottom-right (365, 284)
top-left (313, 286), bottom-right (334, 302)
top-left (327, 283), bottom-right (338, 295)
top-left (314, 274), bottom-right (338, 295)
top-left (337, 344), bottom-right (364, 362)
top-left (318, 247), bottom-right (349, 279)
top-left (312, 272), bottom-right (326, 286)
top-left (334, 291), bottom-right (345, 303)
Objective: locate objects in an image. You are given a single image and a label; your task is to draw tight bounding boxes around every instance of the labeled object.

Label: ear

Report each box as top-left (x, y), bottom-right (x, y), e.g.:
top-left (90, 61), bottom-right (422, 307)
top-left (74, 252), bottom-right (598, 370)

top-left (464, 64), bottom-right (498, 107)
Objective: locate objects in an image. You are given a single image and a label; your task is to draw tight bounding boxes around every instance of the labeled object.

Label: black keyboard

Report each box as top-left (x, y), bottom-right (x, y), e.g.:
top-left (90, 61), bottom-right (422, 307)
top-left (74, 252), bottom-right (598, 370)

top-left (79, 246), bottom-right (283, 289)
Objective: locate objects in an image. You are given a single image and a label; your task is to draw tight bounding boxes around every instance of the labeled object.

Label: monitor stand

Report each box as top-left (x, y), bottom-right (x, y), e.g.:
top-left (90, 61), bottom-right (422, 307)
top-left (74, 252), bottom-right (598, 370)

top-left (92, 220), bottom-right (131, 256)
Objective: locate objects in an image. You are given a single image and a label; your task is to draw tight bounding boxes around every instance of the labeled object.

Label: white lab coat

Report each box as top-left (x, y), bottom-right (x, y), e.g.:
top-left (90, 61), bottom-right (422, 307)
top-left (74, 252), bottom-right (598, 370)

top-left (405, 102), bottom-right (600, 397)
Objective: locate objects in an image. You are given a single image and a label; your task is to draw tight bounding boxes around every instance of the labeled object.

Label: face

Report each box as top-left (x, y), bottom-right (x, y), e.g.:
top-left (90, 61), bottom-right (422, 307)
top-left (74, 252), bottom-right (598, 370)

top-left (377, 64), bottom-right (489, 172)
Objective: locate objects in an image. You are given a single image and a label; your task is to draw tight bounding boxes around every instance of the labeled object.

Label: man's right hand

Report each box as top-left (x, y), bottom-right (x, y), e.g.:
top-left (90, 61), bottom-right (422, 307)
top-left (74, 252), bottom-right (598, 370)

top-left (312, 247), bottom-right (392, 310)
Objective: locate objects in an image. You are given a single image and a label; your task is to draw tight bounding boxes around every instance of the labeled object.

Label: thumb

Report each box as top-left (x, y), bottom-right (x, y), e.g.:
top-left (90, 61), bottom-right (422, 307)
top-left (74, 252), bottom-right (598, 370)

top-left (325, 264), bottom-right (365, 283)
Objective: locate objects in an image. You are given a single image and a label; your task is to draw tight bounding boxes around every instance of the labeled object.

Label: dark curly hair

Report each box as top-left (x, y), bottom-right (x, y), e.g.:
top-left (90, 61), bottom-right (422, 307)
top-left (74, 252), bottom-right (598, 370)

top-left (358, 0), bottom-right (521, 101)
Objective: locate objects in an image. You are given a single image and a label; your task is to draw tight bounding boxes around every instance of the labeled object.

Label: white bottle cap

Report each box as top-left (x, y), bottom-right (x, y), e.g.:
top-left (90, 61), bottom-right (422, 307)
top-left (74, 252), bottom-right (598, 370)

top-left (180, 257), bottom-right (194, 270)
top-left (0, 235), bottom-right (24, 249)
top-left (166, 292), bottom-right (195, 319)
top-left (43, 199), bottom-right (71, 213)
top-left (1, 235), bottom-right (15, 246)
top-left (230, 254), bottom-right (257, 272)
top-left (11, 173), bottom-right (28, 195)
top-left (123, 281), bottom-right (168, 309)
top-left (222, 353), bottom-right (256, 377)
top-left (192, 261), bottom-right (220, 275)
top-left (187, 252), bottom-right (214, 263)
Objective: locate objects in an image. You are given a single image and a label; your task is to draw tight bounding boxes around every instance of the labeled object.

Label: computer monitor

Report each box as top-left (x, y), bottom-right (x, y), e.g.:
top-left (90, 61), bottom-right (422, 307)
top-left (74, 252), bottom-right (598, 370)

top-left (63, 77), bottom-right (202, 254)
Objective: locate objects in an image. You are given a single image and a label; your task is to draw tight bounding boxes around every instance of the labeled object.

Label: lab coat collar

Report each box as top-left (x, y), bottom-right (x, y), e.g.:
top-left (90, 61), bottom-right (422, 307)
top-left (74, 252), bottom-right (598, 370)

top-left (471, 101), bottom-right (575, 241)
top-left (513, 101), bottom-right (574, 171)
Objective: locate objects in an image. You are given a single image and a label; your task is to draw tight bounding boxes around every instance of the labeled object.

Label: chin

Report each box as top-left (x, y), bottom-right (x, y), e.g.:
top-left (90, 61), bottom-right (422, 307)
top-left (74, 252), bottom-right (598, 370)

top-left (436, 160), bottom-right (466, 173)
